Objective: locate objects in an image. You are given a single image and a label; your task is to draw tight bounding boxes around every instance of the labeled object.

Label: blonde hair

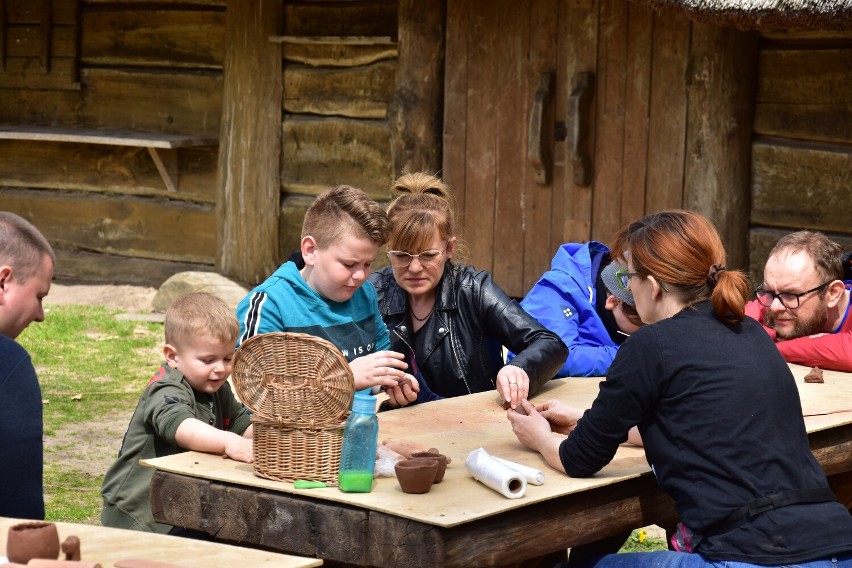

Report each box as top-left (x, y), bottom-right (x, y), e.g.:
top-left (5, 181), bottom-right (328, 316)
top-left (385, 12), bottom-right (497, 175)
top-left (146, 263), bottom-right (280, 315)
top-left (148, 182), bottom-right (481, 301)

top-left (386, 172), bottom-right (464, 258)
top-left (0, 212), bottom-right (55, 282)
top-left (612, 210), bottom-right (750, 323)
top-left (302, 185), bottom-right (391, 248)
top-left (164, 292), bottom-right (239, 347)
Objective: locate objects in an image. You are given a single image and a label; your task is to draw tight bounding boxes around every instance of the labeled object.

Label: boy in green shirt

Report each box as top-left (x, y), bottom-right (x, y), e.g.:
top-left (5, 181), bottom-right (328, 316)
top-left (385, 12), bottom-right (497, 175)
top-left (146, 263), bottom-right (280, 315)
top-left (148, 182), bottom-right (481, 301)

top-left (101, 292), bottom-right (253, 533)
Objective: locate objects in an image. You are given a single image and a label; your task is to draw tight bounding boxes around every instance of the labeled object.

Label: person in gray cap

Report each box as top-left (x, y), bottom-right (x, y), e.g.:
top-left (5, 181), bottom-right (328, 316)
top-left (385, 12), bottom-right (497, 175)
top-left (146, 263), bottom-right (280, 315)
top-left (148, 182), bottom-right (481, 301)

top-left (509, 241), bottom-right (643, 377)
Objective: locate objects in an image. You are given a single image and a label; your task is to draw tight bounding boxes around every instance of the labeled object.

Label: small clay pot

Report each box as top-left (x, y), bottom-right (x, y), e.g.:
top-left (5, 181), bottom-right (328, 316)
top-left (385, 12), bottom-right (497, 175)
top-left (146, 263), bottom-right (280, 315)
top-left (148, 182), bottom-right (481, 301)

top-left (5, 522), bottom-right (60, 564)
top-left (395, 458), bottom-right (439, 494)
top-left (410, 451), bottom-right (449, 483)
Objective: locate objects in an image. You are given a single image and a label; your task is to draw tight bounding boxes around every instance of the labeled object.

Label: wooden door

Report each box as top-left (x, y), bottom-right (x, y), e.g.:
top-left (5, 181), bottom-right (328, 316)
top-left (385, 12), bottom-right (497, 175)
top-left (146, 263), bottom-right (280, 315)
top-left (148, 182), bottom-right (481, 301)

top-left (443, 0), bottom-right (698, 298)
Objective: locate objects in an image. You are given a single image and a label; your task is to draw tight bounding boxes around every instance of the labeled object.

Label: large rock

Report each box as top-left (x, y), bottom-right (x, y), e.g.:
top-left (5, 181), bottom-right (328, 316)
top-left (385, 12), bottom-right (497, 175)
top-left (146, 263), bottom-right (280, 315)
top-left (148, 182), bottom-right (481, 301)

top-left (153, 271), bottom-right (250, 313)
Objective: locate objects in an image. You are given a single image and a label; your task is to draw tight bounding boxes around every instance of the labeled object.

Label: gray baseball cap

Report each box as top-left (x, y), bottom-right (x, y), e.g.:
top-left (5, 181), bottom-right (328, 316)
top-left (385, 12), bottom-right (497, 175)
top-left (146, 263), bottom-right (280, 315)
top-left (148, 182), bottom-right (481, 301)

top-left (600, 261), bottom-right (635, 306)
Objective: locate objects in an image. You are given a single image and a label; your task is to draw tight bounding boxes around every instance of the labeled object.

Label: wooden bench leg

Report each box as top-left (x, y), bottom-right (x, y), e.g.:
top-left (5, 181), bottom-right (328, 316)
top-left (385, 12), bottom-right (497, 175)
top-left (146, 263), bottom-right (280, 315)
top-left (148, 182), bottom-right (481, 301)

top-left (147, 147), bottom-right (178, 192)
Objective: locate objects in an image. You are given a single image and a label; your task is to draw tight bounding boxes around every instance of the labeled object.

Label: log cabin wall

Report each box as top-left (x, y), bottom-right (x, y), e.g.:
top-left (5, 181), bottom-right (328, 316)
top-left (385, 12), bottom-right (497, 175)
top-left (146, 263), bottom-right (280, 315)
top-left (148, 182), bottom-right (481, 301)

top-left (748, 29), bottom-right (852, 288)
top-left (275, 0), bottom-right (399, 264)
top-left (0, 0), bottom-right (225, 285)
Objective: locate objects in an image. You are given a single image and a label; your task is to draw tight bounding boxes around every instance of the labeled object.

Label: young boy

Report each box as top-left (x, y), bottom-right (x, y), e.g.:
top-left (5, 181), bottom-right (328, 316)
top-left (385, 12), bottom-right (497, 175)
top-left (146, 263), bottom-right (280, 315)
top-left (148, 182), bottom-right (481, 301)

top-left (237, 185), bottom-right (418, 407)
top-left (509, 241), bottom-right (644, 377)
top-left (101, 292), bottom-right (253, 533)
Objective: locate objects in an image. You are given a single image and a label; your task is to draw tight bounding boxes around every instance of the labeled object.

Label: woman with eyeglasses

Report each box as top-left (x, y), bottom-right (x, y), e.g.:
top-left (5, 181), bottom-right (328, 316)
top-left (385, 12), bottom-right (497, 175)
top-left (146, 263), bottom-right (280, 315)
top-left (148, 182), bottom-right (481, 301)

top-left (368, 172), bottom-right (567, 408)
top-left (508, 210), bottom-right (852, 567)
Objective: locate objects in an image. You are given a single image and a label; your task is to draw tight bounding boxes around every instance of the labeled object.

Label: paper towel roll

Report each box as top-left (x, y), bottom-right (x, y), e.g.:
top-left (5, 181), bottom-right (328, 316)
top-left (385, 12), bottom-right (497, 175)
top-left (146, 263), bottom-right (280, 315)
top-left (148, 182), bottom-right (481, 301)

top-left (465, 447), bottom-right (527, 499)
top-left (492, 456), bottom-right (545, 485)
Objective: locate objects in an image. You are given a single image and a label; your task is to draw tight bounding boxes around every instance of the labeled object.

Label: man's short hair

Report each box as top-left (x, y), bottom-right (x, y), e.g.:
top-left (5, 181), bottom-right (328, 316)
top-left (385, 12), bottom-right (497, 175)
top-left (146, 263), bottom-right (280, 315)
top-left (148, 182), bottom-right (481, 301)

top-left (301, 185), bottom-right (391, 248)
top-left (164, 292), bottom-right (239, 348)
top-left (770, 230), bottom-right (843, 282)
top-left (0, 212), bottom-right (55, 282)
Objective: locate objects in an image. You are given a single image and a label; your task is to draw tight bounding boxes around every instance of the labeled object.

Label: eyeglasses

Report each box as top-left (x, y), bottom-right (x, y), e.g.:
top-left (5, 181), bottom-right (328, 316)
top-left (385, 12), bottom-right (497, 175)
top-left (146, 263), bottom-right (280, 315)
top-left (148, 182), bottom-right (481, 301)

top-left (387, 245), bottom-right (447, 268)
top-left (615, 268), bottom-right (637, 291)
top-left (755, 281), bottom-right (832, 309)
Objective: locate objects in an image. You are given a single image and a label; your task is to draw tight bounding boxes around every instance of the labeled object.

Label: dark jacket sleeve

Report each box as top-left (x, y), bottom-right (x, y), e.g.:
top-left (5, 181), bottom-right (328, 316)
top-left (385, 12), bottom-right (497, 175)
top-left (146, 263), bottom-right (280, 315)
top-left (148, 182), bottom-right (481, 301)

top-left (474, 272), bottom-right (568, 394)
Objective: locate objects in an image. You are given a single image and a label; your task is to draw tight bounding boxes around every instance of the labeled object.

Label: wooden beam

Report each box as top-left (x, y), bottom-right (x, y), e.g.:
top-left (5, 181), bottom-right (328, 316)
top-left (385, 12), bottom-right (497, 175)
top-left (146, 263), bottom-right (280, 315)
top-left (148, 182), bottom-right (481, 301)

top-left (390, 0), bottom-right (445, 176)
top-left (683, 24), bottom-right (758, 271)
top-left (216, 0), bottom-right (282, 284)
top-left (39, 0), bottom-right (51, 73)
top-left (0, 0), bottom-right (6, 71)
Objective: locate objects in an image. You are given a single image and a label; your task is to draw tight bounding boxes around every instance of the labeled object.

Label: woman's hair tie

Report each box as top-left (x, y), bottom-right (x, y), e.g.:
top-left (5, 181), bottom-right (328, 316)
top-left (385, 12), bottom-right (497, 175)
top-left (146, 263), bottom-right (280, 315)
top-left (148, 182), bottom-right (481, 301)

top-left (707, 263), bottom-right (726, 287)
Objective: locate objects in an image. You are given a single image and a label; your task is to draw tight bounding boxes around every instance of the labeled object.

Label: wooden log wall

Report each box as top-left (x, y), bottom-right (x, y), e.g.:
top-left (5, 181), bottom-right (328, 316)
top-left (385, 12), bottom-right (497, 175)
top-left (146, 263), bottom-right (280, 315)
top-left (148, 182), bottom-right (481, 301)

top-left (749, 30), bottom-right (852, 287)
top-left (0, 0), bottom-right (225, 285)
top-left (276, 0), bottom-right (399, 261)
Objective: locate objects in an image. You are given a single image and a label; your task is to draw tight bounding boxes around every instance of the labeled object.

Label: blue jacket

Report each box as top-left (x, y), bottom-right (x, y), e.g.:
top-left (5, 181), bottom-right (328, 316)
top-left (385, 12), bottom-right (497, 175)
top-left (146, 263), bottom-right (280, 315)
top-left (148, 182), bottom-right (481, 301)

top-left (510, 241), bottom-right (618, 377)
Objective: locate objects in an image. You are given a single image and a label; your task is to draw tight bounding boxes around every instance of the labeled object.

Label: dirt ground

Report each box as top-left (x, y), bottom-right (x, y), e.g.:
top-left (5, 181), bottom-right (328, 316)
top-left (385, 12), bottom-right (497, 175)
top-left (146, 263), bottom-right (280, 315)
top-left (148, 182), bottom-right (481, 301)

top-left (46, 282), bottom-right (158, 313)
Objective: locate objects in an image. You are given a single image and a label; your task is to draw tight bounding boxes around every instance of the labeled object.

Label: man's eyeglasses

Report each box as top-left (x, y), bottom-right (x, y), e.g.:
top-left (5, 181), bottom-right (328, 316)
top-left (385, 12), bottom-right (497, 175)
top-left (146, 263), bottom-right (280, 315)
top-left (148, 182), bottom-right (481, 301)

top-left (754, 281), bottom-right (832, 309)
top-left (615, 268), bottom-right (637, 291)
top-left (387, 245), bottom-right (447, 268)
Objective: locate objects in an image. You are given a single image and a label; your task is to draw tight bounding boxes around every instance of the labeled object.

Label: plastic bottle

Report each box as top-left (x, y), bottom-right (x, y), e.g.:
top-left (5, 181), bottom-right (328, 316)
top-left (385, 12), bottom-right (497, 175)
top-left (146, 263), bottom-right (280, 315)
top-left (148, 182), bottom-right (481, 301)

top-left (338, 392), bottom-right (379, 492)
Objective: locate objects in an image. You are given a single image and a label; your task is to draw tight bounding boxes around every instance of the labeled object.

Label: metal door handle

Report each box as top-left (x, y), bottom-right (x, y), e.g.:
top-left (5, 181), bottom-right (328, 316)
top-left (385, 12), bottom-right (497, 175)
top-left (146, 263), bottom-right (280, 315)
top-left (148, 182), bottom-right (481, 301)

top-left (528, 72), bottom-right (554, 185)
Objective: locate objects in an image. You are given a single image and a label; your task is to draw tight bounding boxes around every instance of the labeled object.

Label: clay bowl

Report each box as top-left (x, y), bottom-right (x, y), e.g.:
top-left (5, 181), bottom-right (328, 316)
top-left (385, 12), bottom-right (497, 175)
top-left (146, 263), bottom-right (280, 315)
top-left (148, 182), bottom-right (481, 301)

top-left (6, 521), bottom-right (60, 564)
top-left (410, 451), bottom-right (449, 483)
top-left (395, 458), bottom-right (440, 494)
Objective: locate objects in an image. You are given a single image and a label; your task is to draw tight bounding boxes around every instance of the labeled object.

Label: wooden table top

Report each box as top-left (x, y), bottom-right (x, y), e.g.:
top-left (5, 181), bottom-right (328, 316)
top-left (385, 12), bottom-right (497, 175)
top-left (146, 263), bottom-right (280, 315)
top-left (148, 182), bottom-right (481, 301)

top-left (143, 363), bottom-right (852, 529)
top-left (0, 517), bottom-right (322, 567)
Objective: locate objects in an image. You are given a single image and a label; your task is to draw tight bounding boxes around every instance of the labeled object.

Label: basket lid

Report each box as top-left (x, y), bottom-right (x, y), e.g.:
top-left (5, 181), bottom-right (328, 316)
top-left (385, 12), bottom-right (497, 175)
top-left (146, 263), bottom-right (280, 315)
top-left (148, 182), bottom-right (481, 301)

top-left (231, 332), bottom-right (355, 421)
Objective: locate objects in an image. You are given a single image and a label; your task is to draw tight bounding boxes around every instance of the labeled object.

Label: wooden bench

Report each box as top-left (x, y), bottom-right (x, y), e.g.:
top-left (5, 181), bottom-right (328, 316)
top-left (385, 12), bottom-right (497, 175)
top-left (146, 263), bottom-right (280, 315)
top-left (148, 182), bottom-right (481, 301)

top-left (0, 124), bottom-right (218, 192)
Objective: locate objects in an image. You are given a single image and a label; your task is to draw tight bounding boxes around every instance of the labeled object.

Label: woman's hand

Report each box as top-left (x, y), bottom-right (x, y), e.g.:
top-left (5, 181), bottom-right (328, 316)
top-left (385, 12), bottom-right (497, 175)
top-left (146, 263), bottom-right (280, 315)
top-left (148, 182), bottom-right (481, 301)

top-left (507, 400), bottom-right (552, 451)
top-left (497, 364), bottom-right (530, 409)
top-left (507, 400), bottom-right (568, 474)
top-left (536, 399), bottom-right (584, 435)
top-left (348, 351), bottom-right (411, 391)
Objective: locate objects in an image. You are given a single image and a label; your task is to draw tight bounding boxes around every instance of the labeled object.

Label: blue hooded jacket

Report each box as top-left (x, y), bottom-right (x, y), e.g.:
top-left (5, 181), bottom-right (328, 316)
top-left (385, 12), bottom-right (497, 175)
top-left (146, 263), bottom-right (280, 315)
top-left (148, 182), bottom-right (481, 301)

top-left (509, 241), bottom-right (618, 377)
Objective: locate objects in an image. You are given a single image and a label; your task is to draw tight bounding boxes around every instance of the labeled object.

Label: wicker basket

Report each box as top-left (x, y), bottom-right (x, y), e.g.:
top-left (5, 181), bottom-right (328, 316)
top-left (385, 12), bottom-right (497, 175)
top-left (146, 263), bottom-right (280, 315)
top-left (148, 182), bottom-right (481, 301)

top-left (231, 332), bottom-right (355, 484)
top-left (251, 414), bottom-right (345, 485)
top-left (232, 332), bottom-right (354, 424)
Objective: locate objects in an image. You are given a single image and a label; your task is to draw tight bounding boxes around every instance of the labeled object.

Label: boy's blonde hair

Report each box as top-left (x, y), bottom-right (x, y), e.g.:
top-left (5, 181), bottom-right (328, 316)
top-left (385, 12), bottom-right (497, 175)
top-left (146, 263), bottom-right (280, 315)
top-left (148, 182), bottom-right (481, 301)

top-left (164, 292), bottom-right (239, 347)
top-left (301, 185), bottom-right (391, 248)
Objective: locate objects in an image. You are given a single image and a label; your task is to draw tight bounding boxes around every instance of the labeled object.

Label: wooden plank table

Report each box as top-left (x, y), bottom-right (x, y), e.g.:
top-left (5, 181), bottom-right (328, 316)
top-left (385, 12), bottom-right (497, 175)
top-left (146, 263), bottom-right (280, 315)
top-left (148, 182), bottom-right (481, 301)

top-left (0, 517), bottom-right (321, 567)
top-left (144, 364), bottom-right (852, 567)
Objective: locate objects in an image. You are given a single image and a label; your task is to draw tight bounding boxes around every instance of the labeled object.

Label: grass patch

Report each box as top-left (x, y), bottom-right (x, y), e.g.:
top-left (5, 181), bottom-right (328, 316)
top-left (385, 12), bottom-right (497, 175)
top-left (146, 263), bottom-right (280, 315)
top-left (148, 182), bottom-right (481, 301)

top-left (619, 528), bottom-right (668, 552)
top-left (18, 304), bottom-right (162, 524)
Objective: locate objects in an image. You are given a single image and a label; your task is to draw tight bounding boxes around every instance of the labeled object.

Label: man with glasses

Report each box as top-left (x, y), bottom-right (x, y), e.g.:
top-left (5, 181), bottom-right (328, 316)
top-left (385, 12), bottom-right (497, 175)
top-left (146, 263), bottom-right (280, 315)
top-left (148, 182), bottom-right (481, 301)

top-left (745, 230), bottom-right (851, 372)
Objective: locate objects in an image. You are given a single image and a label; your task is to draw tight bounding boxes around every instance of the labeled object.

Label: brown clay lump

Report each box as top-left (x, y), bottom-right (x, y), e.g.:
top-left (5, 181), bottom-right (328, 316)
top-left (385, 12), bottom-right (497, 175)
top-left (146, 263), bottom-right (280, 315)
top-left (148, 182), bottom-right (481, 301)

top-left (804, 366), bottom-right (824, 383)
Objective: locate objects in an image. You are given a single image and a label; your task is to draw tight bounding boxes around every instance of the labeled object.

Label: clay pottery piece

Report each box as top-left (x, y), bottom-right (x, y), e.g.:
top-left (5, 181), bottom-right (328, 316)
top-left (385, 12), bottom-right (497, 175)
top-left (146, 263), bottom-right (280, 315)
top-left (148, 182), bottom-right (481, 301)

top-left (395, 458), bottom-right (439, 494)
top-left (5, 522), bottom-right (60, 564)
top-left (60, 535), bottom-right (80, 561)
top-left (410, 451), bottom-right (449, 483)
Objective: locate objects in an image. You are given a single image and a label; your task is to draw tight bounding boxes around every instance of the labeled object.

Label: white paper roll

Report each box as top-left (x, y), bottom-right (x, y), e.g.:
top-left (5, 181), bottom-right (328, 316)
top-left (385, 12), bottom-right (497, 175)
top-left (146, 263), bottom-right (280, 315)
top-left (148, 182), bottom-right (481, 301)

top-left (465, 447), bottom-right (527, 499)
top-left (492, 456), bottom-right (545, 485)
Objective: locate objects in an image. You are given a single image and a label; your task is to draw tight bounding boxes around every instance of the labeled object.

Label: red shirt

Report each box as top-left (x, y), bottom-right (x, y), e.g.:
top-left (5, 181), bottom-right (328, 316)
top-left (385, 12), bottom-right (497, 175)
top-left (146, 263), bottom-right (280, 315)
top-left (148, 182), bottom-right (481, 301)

top-left (744, 283), bottom-right (852, 372)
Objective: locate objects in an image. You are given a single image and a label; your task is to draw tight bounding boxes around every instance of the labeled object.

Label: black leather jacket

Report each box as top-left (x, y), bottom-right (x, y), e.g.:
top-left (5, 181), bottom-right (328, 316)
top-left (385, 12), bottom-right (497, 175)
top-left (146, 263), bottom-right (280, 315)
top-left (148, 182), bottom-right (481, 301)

top-left (369, 262), bottom-right (568, 399)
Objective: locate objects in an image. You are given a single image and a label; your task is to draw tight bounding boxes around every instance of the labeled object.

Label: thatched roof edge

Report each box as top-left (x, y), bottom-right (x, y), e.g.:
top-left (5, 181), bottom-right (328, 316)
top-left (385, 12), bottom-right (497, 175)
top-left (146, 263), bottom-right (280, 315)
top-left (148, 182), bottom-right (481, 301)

top-left (630, 0), bottom-right (852, 30)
